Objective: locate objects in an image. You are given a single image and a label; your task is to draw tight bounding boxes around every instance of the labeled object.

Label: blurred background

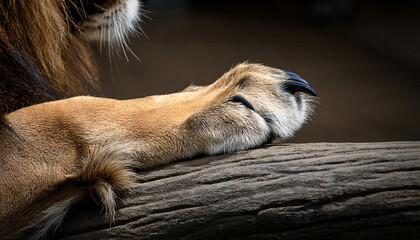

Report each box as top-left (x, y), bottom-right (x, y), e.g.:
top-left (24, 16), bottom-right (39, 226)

top-left (94, 0), bottom-right (420, 143)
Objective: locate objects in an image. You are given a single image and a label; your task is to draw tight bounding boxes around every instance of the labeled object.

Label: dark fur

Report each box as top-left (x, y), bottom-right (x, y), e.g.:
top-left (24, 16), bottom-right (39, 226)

top-left (0, 0), bottom-right (102, 118)
top-left (0, 32), bottom-right (63, 115)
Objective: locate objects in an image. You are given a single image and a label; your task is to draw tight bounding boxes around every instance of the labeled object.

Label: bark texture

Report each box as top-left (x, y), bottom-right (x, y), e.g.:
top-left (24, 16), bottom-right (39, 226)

top-left (58, 142), bottom-right (420, 239)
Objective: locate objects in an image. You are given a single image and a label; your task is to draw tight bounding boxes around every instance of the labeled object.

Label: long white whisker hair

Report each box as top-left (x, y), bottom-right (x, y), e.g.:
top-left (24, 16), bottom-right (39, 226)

top-left (118, 10), bottom-right (140, 61)
top-left (82, 0), bottom-right (144, 63)
top-left (98, 0), bottom-right (142, 62)
top-left (115, 11), bottom-right (129, 61)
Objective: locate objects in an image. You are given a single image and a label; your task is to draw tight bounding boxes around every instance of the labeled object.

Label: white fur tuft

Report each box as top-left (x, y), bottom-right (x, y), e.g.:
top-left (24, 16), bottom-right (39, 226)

top-left (82, 0), bottom-right (143, 61)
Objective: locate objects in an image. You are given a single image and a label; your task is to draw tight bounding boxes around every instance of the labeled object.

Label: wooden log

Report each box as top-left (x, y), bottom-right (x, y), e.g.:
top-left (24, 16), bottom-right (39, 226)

top-left (58, 142), bottom-right (420, 239)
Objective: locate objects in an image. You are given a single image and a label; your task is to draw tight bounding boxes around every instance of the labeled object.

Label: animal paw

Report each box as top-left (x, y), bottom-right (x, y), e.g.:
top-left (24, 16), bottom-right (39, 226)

top-left (185, 63), bottom-right (317, 155)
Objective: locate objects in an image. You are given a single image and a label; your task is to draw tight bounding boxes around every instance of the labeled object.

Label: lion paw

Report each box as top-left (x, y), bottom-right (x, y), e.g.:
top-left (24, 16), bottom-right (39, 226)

top-left (186, 63), bottom-right (317, 155)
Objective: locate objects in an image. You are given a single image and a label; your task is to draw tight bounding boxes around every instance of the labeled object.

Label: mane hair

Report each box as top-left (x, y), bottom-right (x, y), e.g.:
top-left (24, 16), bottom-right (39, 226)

top-left (0, 0), bottom-right (101, 116)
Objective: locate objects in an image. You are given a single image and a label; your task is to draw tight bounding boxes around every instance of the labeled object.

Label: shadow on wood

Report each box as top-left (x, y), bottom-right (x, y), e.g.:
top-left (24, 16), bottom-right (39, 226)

top-left (58, 142), bottom-right (420, 239)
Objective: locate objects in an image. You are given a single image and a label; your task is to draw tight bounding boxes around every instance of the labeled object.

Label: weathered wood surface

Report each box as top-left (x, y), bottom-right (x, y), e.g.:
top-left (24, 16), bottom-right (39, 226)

top-left (58, 142), bottom-right (420, 239)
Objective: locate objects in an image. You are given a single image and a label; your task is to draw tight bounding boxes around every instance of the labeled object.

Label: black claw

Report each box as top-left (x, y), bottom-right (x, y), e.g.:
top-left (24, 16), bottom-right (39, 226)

top-left (284, 71), bottom-right (309, 85)
top-left (230, 96), bottom-right (255, 111)
top-left (283, 71), bottom-right (317, 96)
top-left (282, 81), bottom-right (317, 96)
top-left (263, 114), bottom-right (280, 125)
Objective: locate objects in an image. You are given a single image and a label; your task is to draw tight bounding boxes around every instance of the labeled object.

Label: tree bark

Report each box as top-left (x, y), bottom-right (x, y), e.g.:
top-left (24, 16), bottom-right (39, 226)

top-left (58, 142), bottom-right (420, 239)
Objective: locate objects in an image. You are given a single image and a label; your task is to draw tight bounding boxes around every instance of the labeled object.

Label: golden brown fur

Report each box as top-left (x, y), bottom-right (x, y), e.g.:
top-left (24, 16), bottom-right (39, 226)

top-left (0, 0), bottom-right (99, 115)
top-left (0, 0), bottom-right (317, 239)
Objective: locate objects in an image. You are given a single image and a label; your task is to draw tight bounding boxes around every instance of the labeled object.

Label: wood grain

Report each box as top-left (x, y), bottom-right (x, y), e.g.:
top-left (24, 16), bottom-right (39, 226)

top-left (58, 142), bottom-right (420, 239)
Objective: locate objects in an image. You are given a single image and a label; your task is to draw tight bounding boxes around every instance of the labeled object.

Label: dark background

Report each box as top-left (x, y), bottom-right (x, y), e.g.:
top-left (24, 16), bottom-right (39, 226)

top-left (94, 0), bottom-right (420, 143)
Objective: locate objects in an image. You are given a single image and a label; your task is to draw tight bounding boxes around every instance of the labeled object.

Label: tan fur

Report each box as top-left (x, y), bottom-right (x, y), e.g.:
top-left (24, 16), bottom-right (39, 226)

top-left (0, 1), bottom-right (317, 238)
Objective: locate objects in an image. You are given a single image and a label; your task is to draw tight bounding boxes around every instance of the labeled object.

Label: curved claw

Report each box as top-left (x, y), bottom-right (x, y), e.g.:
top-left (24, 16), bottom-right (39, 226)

top-left (230, 96), bottom-right (255, 111)
top-left (282, 81), bottom-right (317, 96)
top-left (284, 71), bottom-right (310, 85)
top-left (283, 71), bottom-right (317, 96)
